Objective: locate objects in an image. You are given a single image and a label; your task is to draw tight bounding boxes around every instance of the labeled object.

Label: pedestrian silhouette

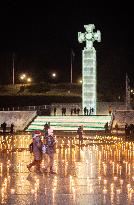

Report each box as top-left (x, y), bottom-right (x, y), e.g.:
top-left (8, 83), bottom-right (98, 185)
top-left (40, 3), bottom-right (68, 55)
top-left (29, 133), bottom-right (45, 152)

top-left (71, 108), bottom-right (73, 116)
top-left (115, 122), bottom-right (119, 134)
top-left (104, 122), bottom-right (109, 134)
top-left (74, 108), bottom-right (76, 115)
top-left (77, 108), bottom-right (80, 115)
top-left (84, 107), bottom-right (87, 115)
top-left (2, 122), bottom-right (7, 134)
top-left (10, 123), bottom-right (14, 134)
top-left (54, 107), bottom-right (56, 116)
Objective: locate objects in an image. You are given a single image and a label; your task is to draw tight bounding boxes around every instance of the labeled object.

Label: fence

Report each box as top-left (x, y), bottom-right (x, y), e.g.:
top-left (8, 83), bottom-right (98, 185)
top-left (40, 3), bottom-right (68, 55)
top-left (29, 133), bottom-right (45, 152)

top-left (0, 105), bottom-right (51, 111)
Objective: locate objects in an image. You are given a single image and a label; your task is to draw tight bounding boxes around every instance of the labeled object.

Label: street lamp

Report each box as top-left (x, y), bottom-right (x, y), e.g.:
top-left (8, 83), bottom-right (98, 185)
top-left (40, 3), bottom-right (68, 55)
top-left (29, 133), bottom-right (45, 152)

top-left (78, 78), bottom-right (82, 84)
top-left (27, 78), bottom-right (31, 83)
top-left (20, 74), bottom-right (26, 80)
top-left (20, 74), bottom-right (32, 84)
top-left (20, 74), bottom-right (26, 85)
top-left (52, 73), bottom-right (56, 78)
top-left (51, 73), bottom-right (57, 83)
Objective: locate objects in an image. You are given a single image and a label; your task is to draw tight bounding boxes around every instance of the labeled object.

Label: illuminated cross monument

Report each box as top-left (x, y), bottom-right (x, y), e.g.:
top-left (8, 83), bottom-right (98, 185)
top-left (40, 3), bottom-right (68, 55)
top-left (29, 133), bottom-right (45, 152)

top-left (78, 24), bottom-right (101, 114)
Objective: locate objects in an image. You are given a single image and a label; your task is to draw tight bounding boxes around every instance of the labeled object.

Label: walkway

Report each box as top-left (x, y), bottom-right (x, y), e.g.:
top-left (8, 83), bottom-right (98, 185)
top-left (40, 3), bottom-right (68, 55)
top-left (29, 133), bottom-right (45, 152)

top-left (0, 133), bottom-right (133, 204)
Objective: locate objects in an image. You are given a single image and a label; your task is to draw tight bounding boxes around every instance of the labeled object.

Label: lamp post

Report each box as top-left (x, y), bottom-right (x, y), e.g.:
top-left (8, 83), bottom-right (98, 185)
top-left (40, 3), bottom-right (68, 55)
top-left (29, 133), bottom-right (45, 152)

top-left (12, 54), bottom-right (15, 85)
top-left (71, 50), bottom-right (75, 84)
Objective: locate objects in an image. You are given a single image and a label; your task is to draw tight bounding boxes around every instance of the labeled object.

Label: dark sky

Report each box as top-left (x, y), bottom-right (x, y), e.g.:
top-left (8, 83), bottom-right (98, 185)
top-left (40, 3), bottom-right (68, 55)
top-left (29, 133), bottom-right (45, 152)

top-left (0, 1), bottom-right (134, 89)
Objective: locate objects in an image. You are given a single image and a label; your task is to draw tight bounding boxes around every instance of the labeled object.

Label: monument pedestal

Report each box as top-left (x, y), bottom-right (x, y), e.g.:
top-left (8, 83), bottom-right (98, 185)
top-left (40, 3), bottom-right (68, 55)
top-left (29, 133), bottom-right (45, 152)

top-left (82, 48), bottom-right (96, 114)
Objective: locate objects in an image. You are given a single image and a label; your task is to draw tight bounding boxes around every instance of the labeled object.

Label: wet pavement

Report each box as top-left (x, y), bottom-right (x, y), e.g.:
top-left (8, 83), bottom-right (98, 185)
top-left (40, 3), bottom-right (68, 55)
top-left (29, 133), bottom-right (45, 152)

top-left (0, 134), bottom-right (133, 205)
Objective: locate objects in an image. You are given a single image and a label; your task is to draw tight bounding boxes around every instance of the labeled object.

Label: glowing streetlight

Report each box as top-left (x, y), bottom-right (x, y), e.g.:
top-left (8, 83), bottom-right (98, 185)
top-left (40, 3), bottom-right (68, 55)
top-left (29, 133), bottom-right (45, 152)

top-left (20, 74), bottom-right (26, 80)
top-left (20, 74), bottom-right (32, 84)
top-left (52, 73), bottom-right (56, 78)
top-left (27, 78), bottom-right (31, 83)
top-left (78, 78), bottom-right (82, 84)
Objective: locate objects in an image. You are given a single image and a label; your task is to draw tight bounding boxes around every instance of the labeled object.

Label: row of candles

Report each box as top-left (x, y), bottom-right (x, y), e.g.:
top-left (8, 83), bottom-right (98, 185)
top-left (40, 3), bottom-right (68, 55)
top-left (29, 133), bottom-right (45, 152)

top-left (0, 134), bottom-right (133, 204)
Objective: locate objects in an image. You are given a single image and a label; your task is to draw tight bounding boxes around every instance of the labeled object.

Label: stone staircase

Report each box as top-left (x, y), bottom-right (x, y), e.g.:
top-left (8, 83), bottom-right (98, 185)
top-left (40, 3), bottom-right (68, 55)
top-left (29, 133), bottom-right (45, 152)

top-left (26, 115), bottom-right (112, 131)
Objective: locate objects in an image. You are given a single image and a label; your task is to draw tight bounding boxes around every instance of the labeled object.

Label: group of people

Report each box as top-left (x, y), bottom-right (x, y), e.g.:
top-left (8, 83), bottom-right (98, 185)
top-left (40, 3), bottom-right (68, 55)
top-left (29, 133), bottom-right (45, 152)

top-left (71, 107), bottom-right (80, 115)
top-left (84, 107), bottom-right (94, 116)
top-left (61, 107), bottom-right (80, 116)
top-left (27, 123), bottom-right (56, 174)
top-left (0, 122), bottom-right (14, 134)
top-left (61, 107), bottom-right (67, 116)
top-left (27, 123), bottom-right (85, 174)
top-left (53, 107), bottom-right (96, 116)
top-left (104, 121), bottom-right (134, 137)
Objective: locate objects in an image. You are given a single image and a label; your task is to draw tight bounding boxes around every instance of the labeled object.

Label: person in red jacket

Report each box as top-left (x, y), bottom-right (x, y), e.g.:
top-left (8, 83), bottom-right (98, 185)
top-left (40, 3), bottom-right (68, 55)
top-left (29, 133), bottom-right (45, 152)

top-left (27, 130), bottom-right (42, 173)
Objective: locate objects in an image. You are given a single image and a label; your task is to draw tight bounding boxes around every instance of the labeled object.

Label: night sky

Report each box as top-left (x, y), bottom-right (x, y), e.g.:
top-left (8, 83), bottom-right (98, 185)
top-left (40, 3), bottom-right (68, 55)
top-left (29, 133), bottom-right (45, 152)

top-left (0, 1), bottom-right (133, 90)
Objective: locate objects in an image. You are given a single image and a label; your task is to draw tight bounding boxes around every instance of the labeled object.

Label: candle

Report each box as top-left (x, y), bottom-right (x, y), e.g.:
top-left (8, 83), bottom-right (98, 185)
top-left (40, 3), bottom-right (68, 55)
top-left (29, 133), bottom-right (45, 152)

top-left (11, 189), bottom-right (15, 194)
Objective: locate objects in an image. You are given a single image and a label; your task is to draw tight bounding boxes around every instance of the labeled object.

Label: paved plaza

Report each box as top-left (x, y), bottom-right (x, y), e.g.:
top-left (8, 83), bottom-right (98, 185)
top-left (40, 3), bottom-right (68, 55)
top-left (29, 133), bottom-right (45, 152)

top-left (0, 133), bottom-right (133, 205)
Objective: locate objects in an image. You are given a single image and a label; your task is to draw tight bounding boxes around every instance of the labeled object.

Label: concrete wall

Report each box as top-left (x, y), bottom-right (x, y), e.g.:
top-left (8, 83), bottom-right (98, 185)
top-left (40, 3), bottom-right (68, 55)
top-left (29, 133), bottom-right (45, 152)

top-left (113, 110), bottom-right (134, 128)
top-left (0, 111), bottom-right (37, 132)
top-left (97, 102), bottom-right (126, 115)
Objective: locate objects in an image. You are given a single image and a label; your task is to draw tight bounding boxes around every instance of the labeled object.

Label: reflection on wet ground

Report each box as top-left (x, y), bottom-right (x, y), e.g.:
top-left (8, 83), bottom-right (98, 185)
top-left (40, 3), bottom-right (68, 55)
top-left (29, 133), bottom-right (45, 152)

top-left (0, 133), bottom-right (133, 205)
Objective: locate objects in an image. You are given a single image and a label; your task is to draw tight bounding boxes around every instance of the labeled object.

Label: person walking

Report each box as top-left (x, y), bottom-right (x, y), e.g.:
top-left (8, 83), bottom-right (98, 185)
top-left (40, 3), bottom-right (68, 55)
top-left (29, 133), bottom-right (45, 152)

top-left (62, 107), bottom-right (64, 116)
top-left (108, 105), bottom-right (112, 115)
top-left (77, 108), bottom-right (80, 115)
top-left (27, 130), bottom-right (42, 173)
top-left (74, 108), bottom-right (76, 115)
top-left (64, 107), bottom-right (66, 116)
top-left (43, 125), bottom-right (56, 174)
top-left (77, 125), bottom-right (83, 145)
top-left (115, 122), bottom-right (119, 135)
top-left (2, 122), bottom-right (7, 134)
top-left (44, 122), bottom-right (49, 138)
top-left (54, 107), bottom-right (56, 116)
top-left (71, 108), bottom-right (73, 116)
top-left (125, 123), bottom-right (128, 136)
top-left (104, 122), bottom-right (109, 134)
top-left (10, 123), bottom-right (14, 134)
top-left (84, 107), bottom-right (87, 115)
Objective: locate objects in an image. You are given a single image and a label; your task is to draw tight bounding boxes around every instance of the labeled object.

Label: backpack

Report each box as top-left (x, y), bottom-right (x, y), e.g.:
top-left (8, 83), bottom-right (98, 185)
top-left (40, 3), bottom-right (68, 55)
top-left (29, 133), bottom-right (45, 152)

top-left (29, 142), bottom-right (33, 153)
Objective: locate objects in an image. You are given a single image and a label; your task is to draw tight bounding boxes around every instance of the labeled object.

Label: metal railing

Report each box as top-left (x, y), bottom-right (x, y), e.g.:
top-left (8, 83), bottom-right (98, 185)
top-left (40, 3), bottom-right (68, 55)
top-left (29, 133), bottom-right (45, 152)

top-left (0, 105), bottom-right (51, 111)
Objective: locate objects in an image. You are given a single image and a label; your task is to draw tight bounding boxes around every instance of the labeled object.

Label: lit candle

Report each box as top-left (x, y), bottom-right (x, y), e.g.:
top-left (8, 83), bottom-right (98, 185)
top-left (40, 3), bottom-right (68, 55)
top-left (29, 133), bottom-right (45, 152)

top-left (127, 183), bottom-right (131, 191)
top-left (103, 188), bottom-right (107, 194)
top-left (114, 176), bottom-right (118, 181)
top-left (119, 166), bottom-right (122, 175)
top-left (104, 179), bottom-right (107, 185)
top-left (116, 189), bottom-right (121, 194)
top-left (112, 162), bottom-right (115, 174)
top-left (111, 183), bottom-right (114, 194)
top-left (120, 179), bottom-right (123, 186)
top-left (11, 189), bottom-right (15, 194)
top-left (128, 163), bottom-right (131, 175)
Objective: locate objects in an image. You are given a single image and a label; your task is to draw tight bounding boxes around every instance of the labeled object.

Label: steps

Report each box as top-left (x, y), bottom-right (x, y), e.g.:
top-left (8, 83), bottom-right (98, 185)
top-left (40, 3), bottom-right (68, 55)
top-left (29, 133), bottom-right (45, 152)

top-left (26, 115), bottom-right (112, 131)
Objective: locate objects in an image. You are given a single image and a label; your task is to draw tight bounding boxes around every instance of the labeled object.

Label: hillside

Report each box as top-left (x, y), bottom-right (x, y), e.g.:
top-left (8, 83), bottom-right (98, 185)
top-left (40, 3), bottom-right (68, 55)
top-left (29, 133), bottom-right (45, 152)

top-left (0, 82), bottom-right (126, 107)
